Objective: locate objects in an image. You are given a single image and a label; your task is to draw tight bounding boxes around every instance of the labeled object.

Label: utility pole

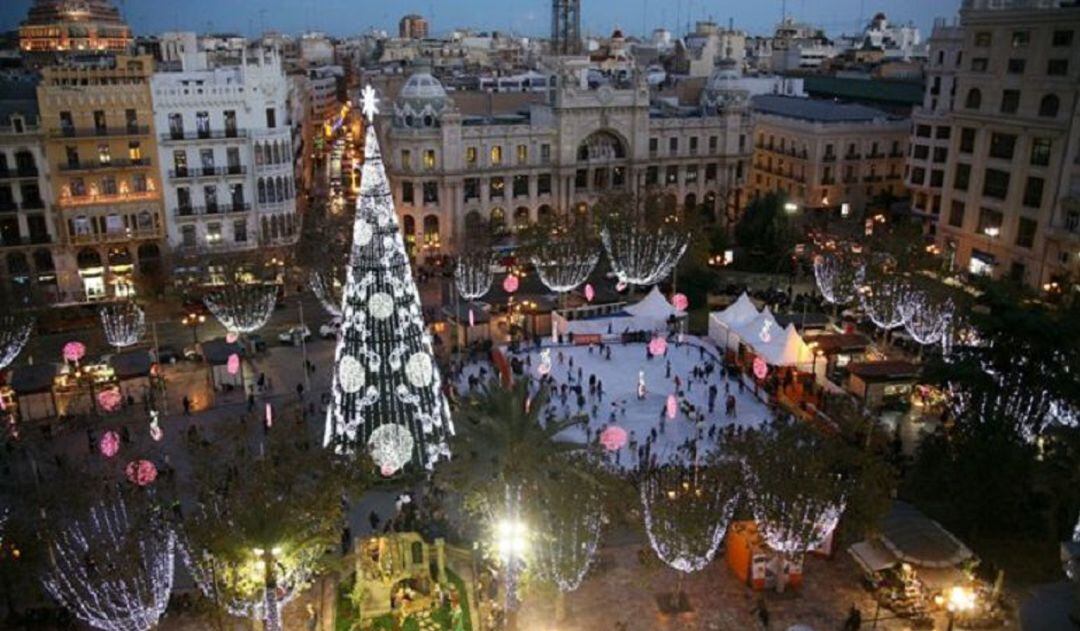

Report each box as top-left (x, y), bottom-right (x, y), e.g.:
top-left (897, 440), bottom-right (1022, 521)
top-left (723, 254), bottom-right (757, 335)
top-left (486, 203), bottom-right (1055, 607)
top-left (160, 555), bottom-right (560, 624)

top-left (299, 298), bottom-right (310, 394)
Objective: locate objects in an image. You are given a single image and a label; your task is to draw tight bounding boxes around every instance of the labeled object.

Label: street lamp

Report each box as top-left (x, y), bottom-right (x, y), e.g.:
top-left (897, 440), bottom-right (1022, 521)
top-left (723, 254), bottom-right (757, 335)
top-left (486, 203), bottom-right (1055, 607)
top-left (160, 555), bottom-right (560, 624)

top-left (181, 312), bottom-right (205, 346)
top-left (935, 585), bottom-right (976, 631)
top-left (494, 517), bottom-right (529, 631)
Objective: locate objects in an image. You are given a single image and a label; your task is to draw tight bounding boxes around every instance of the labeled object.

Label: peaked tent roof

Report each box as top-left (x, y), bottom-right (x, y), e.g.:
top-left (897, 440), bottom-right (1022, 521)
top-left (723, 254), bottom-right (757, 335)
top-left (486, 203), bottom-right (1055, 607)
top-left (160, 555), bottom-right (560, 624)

top-left (624, 286), bottom-right (685, 321)
top-left (734, 306), bottom-right (781, 348)
top-left (770, 323), bottom-right (814, 366)
top-left (713, 292), bottom-right (760, 328)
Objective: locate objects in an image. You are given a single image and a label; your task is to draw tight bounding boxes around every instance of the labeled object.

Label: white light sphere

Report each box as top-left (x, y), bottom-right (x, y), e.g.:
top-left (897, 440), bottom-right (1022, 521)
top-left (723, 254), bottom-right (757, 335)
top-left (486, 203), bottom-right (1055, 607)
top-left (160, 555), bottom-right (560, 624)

top-left (338, 355), bottom-right (365, 393)
top-left (353, 221), bottom-right (373, 246)
top-left (369, 293), bottom-right (394, 320)
top-left (368, 423), bottom-right (414, 475)
top-left (405, 352), bottom-right (433, 387)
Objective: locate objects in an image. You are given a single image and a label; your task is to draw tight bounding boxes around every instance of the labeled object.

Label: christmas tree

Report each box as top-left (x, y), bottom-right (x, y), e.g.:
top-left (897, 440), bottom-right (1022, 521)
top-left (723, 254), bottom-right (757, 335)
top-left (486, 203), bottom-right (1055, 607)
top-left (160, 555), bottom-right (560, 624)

top-left (324, 86), bottom-right (452, 473)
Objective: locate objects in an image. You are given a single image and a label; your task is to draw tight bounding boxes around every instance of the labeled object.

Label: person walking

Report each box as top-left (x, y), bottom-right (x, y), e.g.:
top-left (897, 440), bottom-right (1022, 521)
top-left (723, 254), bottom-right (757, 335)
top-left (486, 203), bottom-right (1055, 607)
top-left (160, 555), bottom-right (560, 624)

top-left (752, 597), bottom-right (770, 630)
top-left (182, 396), bottom-right (191, 416)
top-left (842, 604), bottom-right (862, 630)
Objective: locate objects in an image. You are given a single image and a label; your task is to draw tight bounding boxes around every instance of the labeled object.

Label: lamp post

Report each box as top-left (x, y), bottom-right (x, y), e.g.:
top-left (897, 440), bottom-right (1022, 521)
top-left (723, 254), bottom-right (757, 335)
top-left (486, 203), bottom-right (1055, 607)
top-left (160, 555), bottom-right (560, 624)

top-left (181, 312), bottom-right (205, 346)
top-left (935, 585), bottom-right (976, 631)
top-left (494, 517), bottom-right (529, 631)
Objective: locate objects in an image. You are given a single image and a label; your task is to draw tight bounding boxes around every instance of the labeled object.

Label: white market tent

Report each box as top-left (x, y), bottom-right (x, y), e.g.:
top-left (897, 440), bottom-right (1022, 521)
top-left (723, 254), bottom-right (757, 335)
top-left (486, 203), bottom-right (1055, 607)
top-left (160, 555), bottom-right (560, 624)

top-left (732, 307), bottom-right (782, 354)
top-left (555, 287), bottom-right (684, 338)
top-left (708, 292), bottom-right (761, 350)
top-left (767, 323), bottom-right (814, 367)
top-left (623, 286), bottom-right (686, 328)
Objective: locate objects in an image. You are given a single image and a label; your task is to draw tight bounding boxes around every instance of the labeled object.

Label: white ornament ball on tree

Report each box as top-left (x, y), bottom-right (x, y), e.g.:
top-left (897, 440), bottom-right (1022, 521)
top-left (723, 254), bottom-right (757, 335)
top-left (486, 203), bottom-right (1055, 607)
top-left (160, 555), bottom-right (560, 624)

top-left (405, 353), bottom-right (433, 387)
top-left (338, 355), bottom-right (366, 394)
top-left (368, 423), bottom-right (414, 475)
top-left (369, 293), bottom-right (394, 320)
top-left (353, 221), bottom-right (373, 247)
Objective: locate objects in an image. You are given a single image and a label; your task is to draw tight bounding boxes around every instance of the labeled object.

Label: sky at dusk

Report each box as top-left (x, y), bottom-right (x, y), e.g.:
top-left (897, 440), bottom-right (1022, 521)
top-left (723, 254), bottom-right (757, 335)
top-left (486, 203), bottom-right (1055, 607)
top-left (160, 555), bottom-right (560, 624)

top-left (1, 0), bottom-right (952, 40)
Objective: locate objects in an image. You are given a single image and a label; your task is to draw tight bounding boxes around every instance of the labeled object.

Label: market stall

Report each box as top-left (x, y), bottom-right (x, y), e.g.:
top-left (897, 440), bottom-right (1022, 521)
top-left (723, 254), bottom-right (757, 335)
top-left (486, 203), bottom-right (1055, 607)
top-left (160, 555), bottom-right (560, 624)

top-left (201, 338), bottom-right (245, 390)
top-left (708, 292), bottom-right (760, 351)
top-left (806, 333), bottom-right (871, 384)
top-left (108, 349), bottom-right (156, 403)
top-left (7, 363), bottom-right (60, 422)
top-left (847, 361), bottom-right (920, 410)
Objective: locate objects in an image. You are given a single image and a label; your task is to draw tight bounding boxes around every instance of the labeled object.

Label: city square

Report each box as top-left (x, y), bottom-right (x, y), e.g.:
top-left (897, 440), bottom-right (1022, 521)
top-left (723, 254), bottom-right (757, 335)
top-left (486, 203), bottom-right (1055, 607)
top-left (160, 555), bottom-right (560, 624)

top-left (0, 1), bottom-right (1079, 630)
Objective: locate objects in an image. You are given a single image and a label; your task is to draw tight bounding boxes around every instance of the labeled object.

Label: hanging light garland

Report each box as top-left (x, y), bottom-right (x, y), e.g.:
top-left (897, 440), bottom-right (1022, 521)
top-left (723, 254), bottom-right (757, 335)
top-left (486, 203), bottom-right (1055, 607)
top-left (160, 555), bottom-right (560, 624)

top-left (530, 239), bottom-right (600, 293)
top-left (899, 290), bottom-right (954, 345)
top-left (0, 314), bottom-right (33, 371)
top-left (310, 270), bottom-right (343, 318)
top-left (601, 224), bottom-right (688, 287)
top-left (533, 486), bottom-right (604, 594)
top-left (42, 498), bottom-right (176, 631)
top-left (454, 251), bottom-right (495, 300)
top-left (859, 276), bottom-right (910, 331)
top-left (100, 301), bottom-right (146, 349)
top-left (813, 254), bottom-right (864, 306)
top-left (640, 466), bottom-right (738, 573)
top-left (204, 284), bottom-right (277, 334)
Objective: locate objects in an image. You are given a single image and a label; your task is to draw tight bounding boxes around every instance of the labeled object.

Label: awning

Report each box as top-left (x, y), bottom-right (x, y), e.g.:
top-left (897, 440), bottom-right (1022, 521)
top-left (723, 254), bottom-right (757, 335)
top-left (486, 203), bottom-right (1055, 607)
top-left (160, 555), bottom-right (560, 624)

top-left (879, 501), bottom-right (974, 568)
top-left (848, 540), bottom-right (897, 575)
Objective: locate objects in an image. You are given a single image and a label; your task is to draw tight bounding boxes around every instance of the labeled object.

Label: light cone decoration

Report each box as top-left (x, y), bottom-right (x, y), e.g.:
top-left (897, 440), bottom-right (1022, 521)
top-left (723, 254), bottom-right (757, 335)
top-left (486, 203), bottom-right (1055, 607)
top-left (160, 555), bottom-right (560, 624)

top-left (324, 87), bottom-right (452, 472)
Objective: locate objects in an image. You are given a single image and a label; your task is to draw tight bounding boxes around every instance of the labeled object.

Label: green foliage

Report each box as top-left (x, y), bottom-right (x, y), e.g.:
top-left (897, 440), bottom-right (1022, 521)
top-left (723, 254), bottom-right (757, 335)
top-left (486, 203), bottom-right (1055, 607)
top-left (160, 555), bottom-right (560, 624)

top-left (733, 192), bottom-right (796, 272)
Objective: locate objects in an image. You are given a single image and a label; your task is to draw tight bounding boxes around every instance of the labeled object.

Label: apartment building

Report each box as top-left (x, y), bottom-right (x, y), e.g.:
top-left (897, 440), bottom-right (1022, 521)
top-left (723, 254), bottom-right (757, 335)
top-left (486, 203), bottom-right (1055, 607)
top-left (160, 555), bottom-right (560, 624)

top-left (19, 0), bottom-right (133, 64)
top-left (37, 55), bottom-right (165, 301)
top-left (931, 0), bottom-right (1080, 289)
top-left (750, 95), bottom-right (909, 216)
top-left (151, 33), bottom-right (299, 263)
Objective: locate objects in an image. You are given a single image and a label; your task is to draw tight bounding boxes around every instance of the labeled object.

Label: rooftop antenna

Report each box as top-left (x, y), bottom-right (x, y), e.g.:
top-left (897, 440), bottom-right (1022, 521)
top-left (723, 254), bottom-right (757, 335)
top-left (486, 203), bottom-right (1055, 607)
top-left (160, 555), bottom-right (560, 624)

top-left (642, 0), bottom-right (647, 39)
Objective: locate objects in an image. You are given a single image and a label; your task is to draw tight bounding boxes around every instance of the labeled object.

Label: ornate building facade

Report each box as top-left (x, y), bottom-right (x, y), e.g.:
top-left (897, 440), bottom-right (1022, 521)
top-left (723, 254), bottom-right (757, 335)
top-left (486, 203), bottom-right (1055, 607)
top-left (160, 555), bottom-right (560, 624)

top-left (378, 65), bottom-right (752, 256)
top-left (19, 0), bottom-right (133, 63)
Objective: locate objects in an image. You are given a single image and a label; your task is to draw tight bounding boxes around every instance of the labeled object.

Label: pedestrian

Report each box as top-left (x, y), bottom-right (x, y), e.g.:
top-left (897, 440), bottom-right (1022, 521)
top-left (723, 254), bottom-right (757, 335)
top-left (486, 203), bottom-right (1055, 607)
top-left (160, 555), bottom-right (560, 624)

top-left (753, 597), bottom-right (770, 630)
top-left (341, 526), bottom-right (352, 555)
top-left (247, 393), bottom-right (255, 413)
top-left (296, 382), bottom-right (305, 400)
top-left (182, 396), bottom-right (191, 416)
top-left (842, 605), bottom-right (862, 631)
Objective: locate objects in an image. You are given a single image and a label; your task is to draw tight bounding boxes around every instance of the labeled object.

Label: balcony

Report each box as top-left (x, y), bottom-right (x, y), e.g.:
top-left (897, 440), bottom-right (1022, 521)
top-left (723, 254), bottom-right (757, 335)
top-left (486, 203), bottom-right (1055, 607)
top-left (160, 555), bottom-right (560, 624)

top-left (20, 198), bottom-right (46, 210)
top-left (823, 154), bottom-right (836, 162)
top-left (0, 234), bottom-right (53, 247)
top-left (168, 165), bottom-right (247, 180)
top-left (59, 190), bottom-right (159, 208)
top-left (173, 203), bottom-right (251, 218)
top-left (69, 227), bottom-right (161, 245)
top-left (50, 125), bottom-right (150, 139)
top-left (160, 129), bottom-right (248, 143)
top-left (844, 153), bottom-right (862, 160)
top-left (0, 167), bottom-right (39, 179)
top-left (59, 158), bottom-right (152, 173)
top-left (0, 200), bottom-right (17, 212)
top-left (867, 152), bottom-right (884, 159)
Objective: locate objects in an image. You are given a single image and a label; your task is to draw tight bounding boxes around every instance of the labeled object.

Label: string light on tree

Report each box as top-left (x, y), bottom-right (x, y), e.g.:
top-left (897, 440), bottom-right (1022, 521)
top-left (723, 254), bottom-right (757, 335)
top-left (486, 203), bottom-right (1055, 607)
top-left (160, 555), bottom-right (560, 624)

top-left (530, 239), bottom-right (599, 293)
top-left (601, 225), bottom-right (688, 287)
top-left (0, 314), bottom-right (33, 371)
top-left (368, 423), bottom-right (414, 476)
top-left (899, 290), bottom-right (954, 345)
top-left (324, 86), bottom-right (453, 471)
top-left (813, 254), bottom-right (864, 306)
top-left (310, 270), bottom-right (343, 319)
top-left (41, 497), bottom-right (176, 631)
top-left (204, 284), bottom-right (277, 334)
top-left (100, 301), bottom-right (146, 349)
top-left (859, 276), bottom-right (911, 331)
top-left (454, 251), bottom-right (494, 300)
top-left (533, 484), bottom-right (603, 620)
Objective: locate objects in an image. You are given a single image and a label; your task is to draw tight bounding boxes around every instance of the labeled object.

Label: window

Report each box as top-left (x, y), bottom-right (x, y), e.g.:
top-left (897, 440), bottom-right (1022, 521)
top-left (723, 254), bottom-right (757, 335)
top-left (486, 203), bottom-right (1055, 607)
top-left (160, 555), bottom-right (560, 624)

top-left (465, 147), bottom-right (477, 166)
top-left (965, 88), bottom-right (982, 110)
top-left (982, 168), bottom-right (1009, 199)
top-left (1039, 94), bottom-right (1060, 118)
top-left (423, 149), bottom-right (435, 169)
top-left (168, 113), bottom-right (183, 139)
top-left (574, 169), bottom-right (587, 190)
top-left (959, 128), bottom-right (976, 153)
top-left (195, 111), bottom-right (210, 138)
top-left (1007, 58), bottom-right (1026, 74)
top-left (1011, 31), bottom-right (1030, 47)
top-left (173, 150), bottom-right (188, 175)
top-left (709, 136), bottom-right (718, 153)
top-left (669, 137), bottom-right (678, 154)
top-left (132, 173), bottom-right (147, 193)
top-left (1016, 217), bottom-right (1037, 248)
top-left (512, 175), bottom-right (528, 197)
top-left (422, 181), bottom-right (438, 204)
top-left (516, 144), bottom-right (527, 165)
top-left (540, 144), bottom-right (551, 164)
top-left (265, 107), bottom-right (276, 128)
top-left (233, 219), bottom-right (247, 243)
top-left (204, 185), bottom-right (219, 212)
top-left (954, 163), bottom-right (971, 191)
top-left (226, 147), bottom-right (240, 172)
top-left (463, 178), bottom-right (479, 201)
top-left (935, 126), bottom-right (951, 140)
top-left (933, 147), bottom-right (948, 163)
top-left (948, 200), bottom-right (966, 227)
top-left (1000, 90), bottom-right (1020, 114)
top-left (206, 222), bottom-right (222, 244)
top-left (177, 187), bottom-right (192, 210)
top-left (128, 141), bottom-right (142, 162)
top-left (689, 137), bottom-right (698, 154)
top-left (490, 146), bottom-right (502, 165)
top-left (649, 137), bottom-right (658, 154)
top-left (971, 58), bottom-right (988, 72)
top-left (705, 163), bottom-right (717, 181)
top-left (65, 146), bottom-right (79, 168)
top-left (224, 110), bottom-right (237, 136)
top-left (1030, 138), bottom-right (1051, 166)
top-left (93, 110), bottom-right (106, 132)
top-left (929, 170), bottom-right (944, 187)
top-left (685, 165), bottom-right (698, 184)
top-left (1047, 59), bottom-right (1068, 76)
top-left (490, 176), bottom-right (505, 198)
top-left (1022, 176), bottom-right (1044, 208)
top-left (537, 173), bottom-right (552, 196)
top-left (401, 150), bottom-right (411, 169)
top-left (977, 207), bottom-right (1003, 236)
top-left (97, 143), bottom-right (111, 165)
top-left (989, 133), bottom-right (1016, 160)
top-left (401, 181), bottom-right (414, 204)
top-left (1052, 30), bottom-right (1074, 47)
top-left (613, 167), bottom-right (625, 187)
top-left (911, 167), bottom-right (926, 185)
top-left (974, 31), bottom-right (991, 47)
top-left (913, 145), bottom-right (929, 160)
top-left (181, 225), bottom-right (196, 247)
top-left (916, 125), bottom-right (932, 138)
top-left (645, 166), bottom-right (658, 186)
top-left (665, 165), bottom-right (678, 184)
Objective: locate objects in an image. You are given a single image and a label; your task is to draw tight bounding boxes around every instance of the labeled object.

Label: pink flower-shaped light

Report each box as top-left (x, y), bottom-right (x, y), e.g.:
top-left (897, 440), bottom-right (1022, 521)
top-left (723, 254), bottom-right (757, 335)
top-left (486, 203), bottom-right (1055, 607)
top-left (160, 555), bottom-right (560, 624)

top-left (468, 308), bottom-right (475, 328)
top-left (99, 431), bottom-right (120, 458)
top-left (616, 281), bottom-right (627, 292)
top-left (265, 403), bottom-right (273, 428)
top-left (599, 425), bottom-right (628, 452)
top-left (62, 341), bottom-right (86, 363)
top-left (672, 293), bottom-right (689, 311)
top-left (380, 463), bottom-right (396, 477)
top-left (666, 394), bottom-right (678, 420)
top-left (125, 460), bottom-right (158, 486)
top-left (753, 356), bottom-right (769, 380)
top-left (584, 284), bottom-right (595, 302)
top-left (503, 275), bottom-right (519, 294)
top-left (226, 353), bottom-right (240, 375)
top-left (648, 336), bottom-right (667, 357)
top-left (97, 389), bottom-right (122, 412)
top-left (150, 425), bottom-right (164, 442)
top-left (225, 331), bottom-right (238, 344)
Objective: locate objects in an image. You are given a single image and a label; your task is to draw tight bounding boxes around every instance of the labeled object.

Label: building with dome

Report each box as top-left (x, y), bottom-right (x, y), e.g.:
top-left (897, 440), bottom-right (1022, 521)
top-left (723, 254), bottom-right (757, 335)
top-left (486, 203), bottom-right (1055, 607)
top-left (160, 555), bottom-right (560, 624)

top-left (377, 62), bottom-right (753, 256)
top-left (19, 0), bottom-right (133, 65)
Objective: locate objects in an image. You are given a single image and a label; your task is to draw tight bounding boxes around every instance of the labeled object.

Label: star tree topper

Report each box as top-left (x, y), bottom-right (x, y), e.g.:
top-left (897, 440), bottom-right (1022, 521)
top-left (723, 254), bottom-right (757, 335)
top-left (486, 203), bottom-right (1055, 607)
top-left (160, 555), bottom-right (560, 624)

top-left (361, 84), bottom-right (379, 122)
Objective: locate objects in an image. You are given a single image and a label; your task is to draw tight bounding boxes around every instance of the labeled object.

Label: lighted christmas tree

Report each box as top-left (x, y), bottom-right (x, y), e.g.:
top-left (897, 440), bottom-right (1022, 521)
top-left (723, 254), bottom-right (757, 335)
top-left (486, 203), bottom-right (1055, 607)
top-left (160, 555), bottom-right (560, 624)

top-left (323, 86), bottom-right (453, 473)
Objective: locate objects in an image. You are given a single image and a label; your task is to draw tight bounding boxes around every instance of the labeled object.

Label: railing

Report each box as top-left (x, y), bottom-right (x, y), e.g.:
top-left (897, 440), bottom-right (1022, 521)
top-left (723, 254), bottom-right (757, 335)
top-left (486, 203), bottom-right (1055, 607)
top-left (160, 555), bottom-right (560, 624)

top-left (0, 200), bottom-right (17, 212)
top-left (168, 165), bottom-right (247, 179)
top-left (20, 198), bottom-right (46, 210)
top-left (174, 203), bottom-right (251, 217)
top-left (50, 125), bottom-right (149, 138)
top-left (160, 129), bottom-right (248, 142)
top-left (59, 158), bottom-right (152, 172)
top-left (69, 227), bottom-right (161, 245)
top-left (58, 190), bottom-right (159, 207)
top-left (0, 234), bottom-right (53, 247)
top-left (823, 154), bottom-right (836, 162)
top-left (0, 167), bottom-right (39, 179)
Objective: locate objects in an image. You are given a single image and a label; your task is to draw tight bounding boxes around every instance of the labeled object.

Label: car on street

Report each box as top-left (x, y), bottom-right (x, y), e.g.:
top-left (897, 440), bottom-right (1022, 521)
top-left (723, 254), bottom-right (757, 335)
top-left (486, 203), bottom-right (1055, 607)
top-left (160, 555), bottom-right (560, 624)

top-left (278, 326), bottom-right (311, 345)
top-left (319, 318), bottom-right (342, 339)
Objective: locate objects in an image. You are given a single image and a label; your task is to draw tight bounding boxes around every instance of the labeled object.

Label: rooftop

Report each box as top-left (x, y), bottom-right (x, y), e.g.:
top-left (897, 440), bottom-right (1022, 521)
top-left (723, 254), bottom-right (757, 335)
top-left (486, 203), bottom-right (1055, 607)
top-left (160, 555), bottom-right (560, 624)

top-left (751, 94), bottom-right (900, 123)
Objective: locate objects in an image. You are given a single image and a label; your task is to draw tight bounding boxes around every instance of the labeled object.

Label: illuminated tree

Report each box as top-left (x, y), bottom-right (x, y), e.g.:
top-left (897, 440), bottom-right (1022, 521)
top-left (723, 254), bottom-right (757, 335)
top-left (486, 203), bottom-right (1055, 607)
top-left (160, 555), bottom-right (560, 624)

top-left (310, 269), bottom-right (342, 319)
top-left (203, 283), bottom-right (277, 334)
top-left (41, 496), bottom-right (175, 631)
top-left (0, 314), bottom-right (33, 371)
top-left (899, 289), bottom-right (954, 345)
top-left (813, 253), bottom-right (864, 306)
top-left (324, 98), bottom-right (452, 472)
top-left (532, 478), bottom-right (604, 621)
top-left (530, 238), bottom-right (599, 294)
top-left (100, 301), bottom-right (146, 349)
top-left (601, 224), bottom-right (688, 287)
top-left (454, 250), bottom-right (495, 300)
top-left (859, 275), bottom-right (910, 331)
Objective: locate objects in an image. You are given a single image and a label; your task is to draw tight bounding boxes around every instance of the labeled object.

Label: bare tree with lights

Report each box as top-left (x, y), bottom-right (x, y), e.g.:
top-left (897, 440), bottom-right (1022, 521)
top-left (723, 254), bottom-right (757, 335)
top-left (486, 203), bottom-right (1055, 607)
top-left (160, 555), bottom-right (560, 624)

top-left (859, 274), bottom-right (910, 332)
top-left (899, 289), bottom-right (954, 346)
top-left (640, 465), bottom-right (739, 612)
top-left (310, 268), bottom-right (343, 319)
top-left (813, 253), bottom-right (865, 307)
top-left (100, 301), bottom-right (146, 350)
top-left (0, 313), bottom-right (33, 371)
top-left (203, 283), bottom-right (277, 334)
top-left (454, 250), bottom-right (495, 301)
top-left (41, 496), bottom-right (176, 631)
top-left (532, 479), bottom-right (604, 621)
top-left (529, 237), bottom-right (599, 294)
top-left (601, 224), bottom-right (689, 288)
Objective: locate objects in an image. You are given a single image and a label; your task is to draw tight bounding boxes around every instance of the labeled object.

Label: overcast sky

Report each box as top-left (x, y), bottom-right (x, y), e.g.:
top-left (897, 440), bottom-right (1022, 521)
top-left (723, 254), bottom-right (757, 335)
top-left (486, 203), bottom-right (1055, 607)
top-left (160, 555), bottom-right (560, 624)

top-left (2, 0), bottom-right (955, 40)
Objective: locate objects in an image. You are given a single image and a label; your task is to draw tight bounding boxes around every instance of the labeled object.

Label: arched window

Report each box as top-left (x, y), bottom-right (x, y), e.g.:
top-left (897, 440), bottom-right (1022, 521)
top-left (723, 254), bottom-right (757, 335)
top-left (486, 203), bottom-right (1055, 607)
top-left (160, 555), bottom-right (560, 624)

top-left (402, 214), bottom-right (416, 235)
top-left (33, 249), bottom-right (54, 272)
top-left (489, 207), bottom-right (506, 234)
top-left (513, 206), bottom-right (530, 230)
top-left (261, 216), bottom-right (270, 240)
top-left (257, 179), bottom-right (267, 203)
top-left (965, 88), bottom-right (982, 110)
top-left (577, 130), bottom-right (627, 162)
top-left (537, 205), bottom-right (553, 223)
top-left (683, 193), bottom-right (697, 213)
top-left (284, 177), bottom-right (292, 199)
top-left (271, 142), bottom-right (280, 164)
top-left (275, 177), bottom-right (284, 202)
top-left (1039, 94), bottom-right (1060, 118)
top-left (465, 211), bottom-right (484, 239)
top-left (254, 143), bottom-right (264, 165)
top-left (423, 214), bottom-right (439, 244)
top-left (271, 215), bottom-right (281, 239)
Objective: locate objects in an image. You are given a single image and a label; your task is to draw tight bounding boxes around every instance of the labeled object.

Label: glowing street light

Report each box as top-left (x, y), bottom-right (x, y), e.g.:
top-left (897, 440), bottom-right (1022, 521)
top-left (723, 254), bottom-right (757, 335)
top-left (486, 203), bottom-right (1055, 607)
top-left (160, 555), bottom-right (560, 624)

top-left (935, 584), bottom-right (977, 631)
top-left (495, 519), bottom-right (529, 560)
top-left (783, 201), bottom-right (799, 214)
top-left (181, 312), bottom-right (206, 345)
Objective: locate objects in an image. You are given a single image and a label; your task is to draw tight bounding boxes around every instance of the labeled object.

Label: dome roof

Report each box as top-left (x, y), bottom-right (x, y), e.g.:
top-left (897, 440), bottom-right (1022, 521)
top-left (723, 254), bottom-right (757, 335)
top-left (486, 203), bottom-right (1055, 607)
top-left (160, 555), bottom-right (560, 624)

top-left (399, 72), bottom-right (447, 101)
top-left (612, 28), bottom-right (624, 39)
